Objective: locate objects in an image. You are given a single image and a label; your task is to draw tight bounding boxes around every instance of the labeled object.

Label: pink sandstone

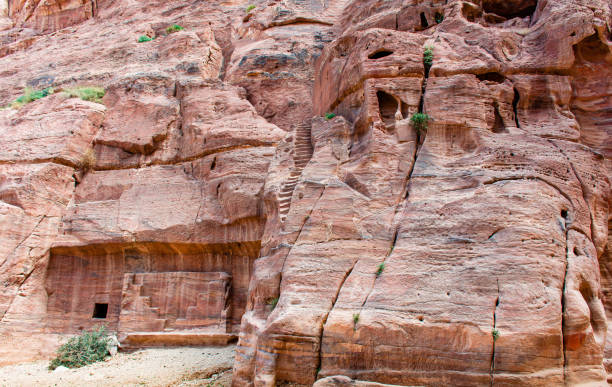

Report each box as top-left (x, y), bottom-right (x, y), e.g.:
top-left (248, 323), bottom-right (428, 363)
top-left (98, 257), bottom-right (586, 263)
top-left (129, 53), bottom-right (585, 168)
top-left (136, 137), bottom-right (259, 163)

top-left (0, 0), bottom-right (609, 386)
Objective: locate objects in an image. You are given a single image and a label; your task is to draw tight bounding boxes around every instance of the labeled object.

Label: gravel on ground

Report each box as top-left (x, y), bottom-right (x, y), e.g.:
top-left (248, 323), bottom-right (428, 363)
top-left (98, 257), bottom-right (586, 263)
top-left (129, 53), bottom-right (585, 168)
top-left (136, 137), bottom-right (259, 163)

top-left (0, 345), bottom-right (235, 387)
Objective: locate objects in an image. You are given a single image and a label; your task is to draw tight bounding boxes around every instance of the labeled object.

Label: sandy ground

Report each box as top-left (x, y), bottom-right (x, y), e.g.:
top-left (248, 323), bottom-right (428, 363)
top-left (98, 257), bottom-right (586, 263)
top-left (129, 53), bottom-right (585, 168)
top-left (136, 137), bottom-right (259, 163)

top-left (0, 346), bottom-right (235, 387)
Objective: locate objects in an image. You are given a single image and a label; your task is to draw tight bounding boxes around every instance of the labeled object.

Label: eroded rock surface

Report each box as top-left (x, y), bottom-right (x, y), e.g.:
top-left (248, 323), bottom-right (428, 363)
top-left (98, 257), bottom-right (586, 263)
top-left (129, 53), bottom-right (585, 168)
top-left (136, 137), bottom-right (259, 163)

top-left (0, 0), bottom-right (610, 386)
top-left (233, 0), bottom-right (612, 385)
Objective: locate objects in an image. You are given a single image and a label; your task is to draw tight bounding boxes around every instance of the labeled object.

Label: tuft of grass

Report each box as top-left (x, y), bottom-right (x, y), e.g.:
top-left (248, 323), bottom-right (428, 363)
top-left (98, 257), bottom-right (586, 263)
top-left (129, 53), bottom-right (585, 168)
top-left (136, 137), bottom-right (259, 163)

top-left (266, 297), bottom-right (279, 310)
top-left (376, 262), bottom-right (385, 277)
top-left (352, 313), bottom-right (360, 328)
top-left (166, 24), bottom-right (184, 34)
top-left (325, 112), bottom-right (336, 120)
top-left (49, 326), bottom-right (110, 370)
top-left (246, 4), bottom-right (256, 13)
top-left (11, 87), bottom-right (54, 108)
top-left (410, 113), bottom-right (431, 135)
top-left (79, 148), bottom-right (96, 172)
top-left (492, 329), bottom-right (500, 341)
top-left (63, 86), bottom-right (105, 104)
top-left (137, 35), bottom-right (153, 43)
top-left (423, 46), bottom-right (434, 68)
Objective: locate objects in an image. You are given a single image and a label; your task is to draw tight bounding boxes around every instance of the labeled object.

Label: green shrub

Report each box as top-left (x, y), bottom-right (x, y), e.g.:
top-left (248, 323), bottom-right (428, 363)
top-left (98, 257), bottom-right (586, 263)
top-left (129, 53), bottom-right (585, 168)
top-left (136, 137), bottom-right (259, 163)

top-left (166, 24), bottom-right (184, 34)
top-left (423, 46), bottom-right (434, 68)
top-left (352, 313), bottom-right (360, 329)
top-left (376, 263), bottom-right (385, 277)
top-left (435, 12), bottom-right (444, 24)
top-left (11, 87), bottom-right (54, 108)
top-left (63, 86), bottom-right (105, 104)
top-left (246, 4), bottom-right (256, 13)
top-left (410, 113), bottom-right (430, 135)
top-left (492, 329), bottom-right (500, 341)
top-left (137, 35), bottom-right (153, 43)
top-left (49, 326), bottom-right (110, 370)
top-left (266, 297), bottom-right (279, 310)
top-left (325, 112), bottom-right (336, 120)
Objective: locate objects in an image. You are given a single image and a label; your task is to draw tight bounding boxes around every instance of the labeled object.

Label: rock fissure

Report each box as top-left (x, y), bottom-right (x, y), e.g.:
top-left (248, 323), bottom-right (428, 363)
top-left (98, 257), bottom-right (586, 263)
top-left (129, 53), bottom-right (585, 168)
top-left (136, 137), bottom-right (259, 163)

top-left (0, 215), bottom-right (47, 323)
top-left (482, 176), bottom-right (575, 207)
top-left (548, 138), bottom-right (597, 253)
top-left (1, 215), bottom-right (47, 270)
top-left (361, 227), bottom-right (400, 309)
top-left (316, 259), bottom-right (358, 380)
top-left (0, 0), bottom-right (610, 384)
top-left (561, 209), bottom-right (571, 385)
top-left (512, 87), bottom-right (521, 128)
top-left (490, 279), bottom-right (500, 386)
top-left (271, 185), bottom-right (326, 323)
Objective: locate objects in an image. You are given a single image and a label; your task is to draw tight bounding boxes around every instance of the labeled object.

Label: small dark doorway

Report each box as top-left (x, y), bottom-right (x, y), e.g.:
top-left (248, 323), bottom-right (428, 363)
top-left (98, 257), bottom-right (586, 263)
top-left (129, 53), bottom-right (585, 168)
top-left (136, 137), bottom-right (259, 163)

top-left (92, 303), bottom-right (108, 319)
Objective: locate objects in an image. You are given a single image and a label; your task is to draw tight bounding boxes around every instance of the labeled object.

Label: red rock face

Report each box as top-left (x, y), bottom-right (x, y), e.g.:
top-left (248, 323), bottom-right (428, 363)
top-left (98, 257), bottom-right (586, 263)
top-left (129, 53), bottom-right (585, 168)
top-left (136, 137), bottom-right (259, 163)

top-left (233, 0), bottom-right (612, 385)
top-left (0, 0), bottom-right (610, 385)
top-left (8, 0), bottom-right (96, 32)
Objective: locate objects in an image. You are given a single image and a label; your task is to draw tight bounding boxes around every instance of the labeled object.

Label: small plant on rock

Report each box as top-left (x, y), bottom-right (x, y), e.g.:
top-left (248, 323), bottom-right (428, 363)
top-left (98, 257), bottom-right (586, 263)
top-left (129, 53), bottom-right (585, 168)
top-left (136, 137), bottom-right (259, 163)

top-left (435, 12), bottom-right (444, 24)
top-left (325, 112), bottom-right (336, 120)
top-left (11, 87), bottom-right (54, 108)
top-left (63, 86), bottom-right (106, 104)
top-left (492, 328), bottom-right (500, 341)
top-left (49, 325), bottom-right (110, 370)
top-left (410, 113), bottom-right (431, 136)
top-left (166, 24), bottom-right (184, 34)
top-left (266, 296), bottom-right (279, 310)
top-left (423, 46), bottom-right (434, 68)
top-left (79, 148), bottom-right (96, 172)
top-left (352, 313), bottom-right (360, 326)
top-left (246, 4), bottom-right (256, 13)
top-left (376, 262), bottom-right (385, 277)
top-left (137, 35), bottom-right (153, 43)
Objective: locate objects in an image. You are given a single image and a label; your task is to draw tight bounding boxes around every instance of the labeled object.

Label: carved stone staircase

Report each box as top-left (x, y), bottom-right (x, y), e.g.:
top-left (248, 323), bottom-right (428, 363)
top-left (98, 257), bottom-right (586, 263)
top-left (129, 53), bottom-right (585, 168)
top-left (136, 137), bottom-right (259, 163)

top-left (119, 274), bottom-right (167, 332)
top-left (279, 121), bottom-right (314, 222)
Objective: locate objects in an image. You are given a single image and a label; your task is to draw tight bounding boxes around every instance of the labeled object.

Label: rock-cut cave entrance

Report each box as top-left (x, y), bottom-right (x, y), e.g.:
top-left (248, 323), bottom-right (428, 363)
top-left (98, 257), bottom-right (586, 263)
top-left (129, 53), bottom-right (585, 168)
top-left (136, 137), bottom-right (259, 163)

top-left (44, 242), bottom-right (259, 346)
top-left (92, 303), bottom-right (108, 319)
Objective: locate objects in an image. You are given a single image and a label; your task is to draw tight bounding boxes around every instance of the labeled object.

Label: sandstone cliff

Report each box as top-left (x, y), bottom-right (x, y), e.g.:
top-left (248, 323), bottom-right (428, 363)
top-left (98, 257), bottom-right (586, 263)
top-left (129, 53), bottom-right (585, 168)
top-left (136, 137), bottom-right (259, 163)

top-left (0, 0), bottom-right (610, 386)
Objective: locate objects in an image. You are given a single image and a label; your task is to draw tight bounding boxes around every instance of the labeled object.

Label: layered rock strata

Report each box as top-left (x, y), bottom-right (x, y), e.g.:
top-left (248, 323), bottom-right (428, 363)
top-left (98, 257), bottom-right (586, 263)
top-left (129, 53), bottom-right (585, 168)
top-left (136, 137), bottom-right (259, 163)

top-left (0, 0), bottom-right (286, 364)
top-left (233, 0), bottom-right (612, 385)
top-left (0, 0), bottom-right (610, 386)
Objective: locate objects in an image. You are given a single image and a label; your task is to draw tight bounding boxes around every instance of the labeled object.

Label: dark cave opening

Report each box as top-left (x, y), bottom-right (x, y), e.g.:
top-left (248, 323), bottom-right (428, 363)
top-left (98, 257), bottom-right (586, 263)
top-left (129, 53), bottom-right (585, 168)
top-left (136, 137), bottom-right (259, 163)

top-left (368, 50), bottom-right (394, 60)
top-left (92, 303), bottom-right (108, 319)
top-left (477, 72), bottom-right (506, 84)
top-left (573, 33), bottom-right (610, 64)
top-left (482, 0), bottom-right (537, 19)
top-left (420, 12), bottom-right (428, 29)
top-left (377, 91), bottom-right (399, 127)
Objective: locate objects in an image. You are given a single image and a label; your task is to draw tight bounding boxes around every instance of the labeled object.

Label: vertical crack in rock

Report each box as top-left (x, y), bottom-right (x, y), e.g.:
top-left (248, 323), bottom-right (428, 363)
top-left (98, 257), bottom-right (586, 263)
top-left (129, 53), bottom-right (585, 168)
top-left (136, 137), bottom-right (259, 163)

top-left (0, 214), bottom-right (46, 323)
top-left (358, 59), bottom-right (430, 311)
top-left (361, 227), bottom-right (399, 308)
top-left (189, 183), bottom-right (204, 241)
top-left (512, 87), bottom-right (521, 128)
top-left (274, 185), bottom-right (326, 314)
top-left (317, 259), bottom-right (358, 380)
top-left (490, 279), bottom-right (500, 386)
top-left (547, 139), bottom-right (597, 249)
top-left (405, 76), bottom-right (428, 200)
top-left (174, 80), bottom-right (184, 137)
top-left (561, 207), bottom-right (571, 384)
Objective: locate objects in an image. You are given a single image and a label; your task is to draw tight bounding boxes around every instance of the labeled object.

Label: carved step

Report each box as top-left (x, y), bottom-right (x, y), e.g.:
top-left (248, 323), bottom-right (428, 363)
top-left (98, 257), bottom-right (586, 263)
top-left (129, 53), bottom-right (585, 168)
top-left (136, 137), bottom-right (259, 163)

top-left (279, 121), bottom-right (314, 219)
